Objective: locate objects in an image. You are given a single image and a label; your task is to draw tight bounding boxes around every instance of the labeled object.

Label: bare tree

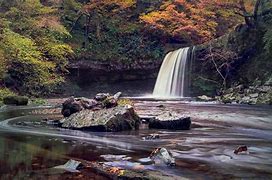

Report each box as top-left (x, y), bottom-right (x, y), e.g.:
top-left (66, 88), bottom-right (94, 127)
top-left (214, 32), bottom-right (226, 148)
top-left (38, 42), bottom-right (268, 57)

top-left (200, 43), bottom-right (239, 90)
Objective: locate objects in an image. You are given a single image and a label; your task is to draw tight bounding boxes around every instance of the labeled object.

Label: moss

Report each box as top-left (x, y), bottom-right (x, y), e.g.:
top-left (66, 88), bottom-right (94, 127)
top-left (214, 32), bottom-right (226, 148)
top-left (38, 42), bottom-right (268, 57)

top-left (0, 88), bottom-right (16, 105)
top-left (3, 95), bottom-right (28, 106)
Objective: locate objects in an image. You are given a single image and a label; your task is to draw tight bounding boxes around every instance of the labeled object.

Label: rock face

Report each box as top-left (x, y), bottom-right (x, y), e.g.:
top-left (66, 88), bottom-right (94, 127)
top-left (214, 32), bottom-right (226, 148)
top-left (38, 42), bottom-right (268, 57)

top-left (149, 112), bottom-right (191, 130)
top-left (61, 92), bottom-right (122, 117)
top-left (60, 105), bottom-right (140, 132)
top-left (3, 96), bottom-right (28, 106)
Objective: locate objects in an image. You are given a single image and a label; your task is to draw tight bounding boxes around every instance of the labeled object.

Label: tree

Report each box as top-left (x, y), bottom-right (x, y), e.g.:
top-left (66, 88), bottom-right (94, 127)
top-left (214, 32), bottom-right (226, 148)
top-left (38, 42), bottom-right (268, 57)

top-left (140, 0), bottom-right (215, 44)
top-left (0, 0), bottom-right (73, 95)
top-left (200, 43), bottom-right (239, 90)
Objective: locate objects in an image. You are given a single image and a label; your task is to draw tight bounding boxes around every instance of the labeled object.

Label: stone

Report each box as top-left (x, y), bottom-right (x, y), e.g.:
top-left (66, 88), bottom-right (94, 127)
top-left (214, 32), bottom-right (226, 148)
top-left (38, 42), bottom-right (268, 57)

top-left (142, 134), bottom-right (160, 140)
top-left (150, 148), bottom-right (175, 166)
top-left (221, 93), bottom-right (236, 104)
top-left (113, 92), bottom-right (122, 100)
top-left (61, 93), bottom-right (122, 117)
top-left (265, 77), bottom-right (272, 86)
top-left (197, 95), bottom-right (214, 101)
top-left (54, 159), bottom-right (82, 172)
top-left (94, 93), bottom-right (110, 101)
top-left (3, 96), bottom-right (28, 106)
top-left (61, 97), bottom-right (84, 117)
top-left (257, 86), bottom-right (271, 93)
top-left (60, 105), bottom-right (140, 132)
top-left (249, 93), bottom-right (259, 98)
top-left (240, 96), bottom-right (251, 104)
top-left (149, 112), bottom-right (191, 130)
top-left (234, 146), bottom-right (248, 155)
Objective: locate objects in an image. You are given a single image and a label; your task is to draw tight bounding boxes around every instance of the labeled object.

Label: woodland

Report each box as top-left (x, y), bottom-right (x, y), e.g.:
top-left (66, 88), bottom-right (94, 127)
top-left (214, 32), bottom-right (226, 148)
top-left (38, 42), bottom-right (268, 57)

top-left (0, 0), bottom-right (271, 103)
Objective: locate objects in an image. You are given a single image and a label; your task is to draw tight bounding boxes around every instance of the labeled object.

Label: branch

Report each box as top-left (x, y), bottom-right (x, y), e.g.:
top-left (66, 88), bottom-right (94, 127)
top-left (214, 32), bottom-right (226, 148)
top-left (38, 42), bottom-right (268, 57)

top-left (70, 12), bottom-right (83, 33)
top-left (197, 76), bottom-right (221, 85)
top-left (253, 0), bottom-right (261, 22)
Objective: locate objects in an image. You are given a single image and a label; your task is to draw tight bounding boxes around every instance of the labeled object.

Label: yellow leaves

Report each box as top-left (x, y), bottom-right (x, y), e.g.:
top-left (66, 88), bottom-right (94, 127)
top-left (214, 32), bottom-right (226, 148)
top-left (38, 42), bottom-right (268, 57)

top-left (35, 16), bottom-right (70, 37)
top-left (107, 167), bottom-right (125, 176)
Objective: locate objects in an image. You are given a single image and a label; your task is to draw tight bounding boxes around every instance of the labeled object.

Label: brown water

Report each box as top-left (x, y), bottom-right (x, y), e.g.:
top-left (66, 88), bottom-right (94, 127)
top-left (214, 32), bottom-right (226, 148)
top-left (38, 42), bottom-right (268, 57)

top-left (0, 102), bottom-right (272, 179)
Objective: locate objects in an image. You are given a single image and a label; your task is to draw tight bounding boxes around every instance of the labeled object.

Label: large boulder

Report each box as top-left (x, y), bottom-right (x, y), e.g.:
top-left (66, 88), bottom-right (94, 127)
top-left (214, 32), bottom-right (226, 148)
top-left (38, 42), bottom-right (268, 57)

top-left (3, 96), bottom-right (28, 106)
top-left (61, 92), bottom-right (122, 117)
top-left (60, 105), bottom-right (140, 132)
top-left (149, 112), bottom-right (191, 130)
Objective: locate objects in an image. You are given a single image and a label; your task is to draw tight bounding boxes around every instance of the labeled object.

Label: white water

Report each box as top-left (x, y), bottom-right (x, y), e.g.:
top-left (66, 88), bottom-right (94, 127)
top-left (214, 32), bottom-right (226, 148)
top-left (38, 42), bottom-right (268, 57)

top-left (153, 47), bottom-right (191, 98)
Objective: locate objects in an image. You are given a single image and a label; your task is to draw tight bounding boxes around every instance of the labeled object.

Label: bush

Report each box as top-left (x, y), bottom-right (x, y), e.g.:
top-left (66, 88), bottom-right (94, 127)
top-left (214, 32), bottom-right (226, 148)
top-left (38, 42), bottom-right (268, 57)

top-left (3, 95), bottom-right (28, 106)
top-left (0, 88), bottom-right (16, 104)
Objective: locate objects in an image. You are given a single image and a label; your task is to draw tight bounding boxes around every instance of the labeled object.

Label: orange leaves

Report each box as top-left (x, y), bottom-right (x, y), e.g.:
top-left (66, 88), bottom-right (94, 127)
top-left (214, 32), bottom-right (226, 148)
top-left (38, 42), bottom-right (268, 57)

top-left (140, 0), bottom-right (222, 43)
top-left (140, 0), bottom-right (246, 44)
top-left (107, 167), bottom-right (125, 176)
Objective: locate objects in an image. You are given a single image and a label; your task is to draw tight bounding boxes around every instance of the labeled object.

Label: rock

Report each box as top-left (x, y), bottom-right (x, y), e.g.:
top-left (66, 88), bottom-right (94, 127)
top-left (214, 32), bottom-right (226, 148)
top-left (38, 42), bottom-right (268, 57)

top-left (249, 93), bottom-right (259, 98)
top-left (113, 92), bottom-right (122, 100)
top-left (149, 112), bottom-right (191, 130)
top-left (102, 96), bottom-right (118, 108)
top-left (60, 105), bottom-right (140, 132)
top-left (94, 93), bottom-right (110, 101)
top-left (234, 146), bottom-right (248, 155)
top-left (142, 134), bottom-right (160, 140)
top-left (221, 93), bottom-right (236, 104)
top-left (265, 77), bottom-right (272, 86)
top-left (62, 93), bottom-right (122, 117)
top-left (235, 84), bottom-right (245, 93)
top-left (54, 159), bottom-right (82, 172)
top-left (3, 96), bottom-right (28, 106)
top-left (150, 148), bottom-right (175, 166)
top-left (197, 95), bottom-right (214, 101)
top-left (240, 96), bottom-right (251, 104)
top-left (61, 97), bottom-right (84, 117)
top-left (257, 86), bottom-right (271, 93)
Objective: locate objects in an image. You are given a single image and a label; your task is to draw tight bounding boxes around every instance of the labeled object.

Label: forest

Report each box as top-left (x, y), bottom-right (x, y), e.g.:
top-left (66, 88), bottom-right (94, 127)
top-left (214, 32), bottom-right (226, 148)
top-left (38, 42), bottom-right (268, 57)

top-left (0, 0), bottom-right (271, 104)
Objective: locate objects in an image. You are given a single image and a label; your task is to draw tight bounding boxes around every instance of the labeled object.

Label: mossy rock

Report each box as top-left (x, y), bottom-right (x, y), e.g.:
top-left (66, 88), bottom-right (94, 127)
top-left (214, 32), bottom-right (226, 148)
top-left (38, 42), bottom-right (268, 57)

top-left (3, 96), bottom-right (29, 106)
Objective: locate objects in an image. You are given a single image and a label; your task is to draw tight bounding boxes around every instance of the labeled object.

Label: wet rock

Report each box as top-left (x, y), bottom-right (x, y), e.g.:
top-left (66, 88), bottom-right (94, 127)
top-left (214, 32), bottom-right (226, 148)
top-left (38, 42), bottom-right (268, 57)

top-left (102, 96), bottom-right (118, 108)
top-left (3, 96), bottom-right (28, 106)
top-left (234, 146), bottom-right (248, 155)
top-left (150, 148), bottom-right (175, 166)
top-left (61, 97), bottom-right (84, 117)
top-left (249, 93), bottom-right (259, 98)
top-left (101, 154), bottom-right (132, 161)
top-left (54, 159), bottom-right (82, 172)
top-left (60, 105), bottom-right (140, 132)
top-left (264, 77), bottom-right (272, 86)
top-left (221, 93), bottom-right (236, 104)
top-left (61, 92), bottom-right (122, 117)
top-left (142, 134), bottom-right (160, 140)
top-left (257, 86), bottom-right (271, 93)
top-left (113, 92), bottom-right (122, 100)
top-left (197, 95), bottom-right (214, 101)
top-left (156, 104), bottom-right (165, 108)
top-left (95, 93), bottom-right (110, 101)
top-left (149, 112), bottom-right (191, 130)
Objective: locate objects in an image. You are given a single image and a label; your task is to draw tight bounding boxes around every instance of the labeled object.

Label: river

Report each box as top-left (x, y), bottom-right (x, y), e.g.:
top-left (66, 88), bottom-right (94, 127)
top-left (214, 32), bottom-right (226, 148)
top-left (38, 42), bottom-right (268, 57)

top-left (0, 101), bottom-right (271, 179)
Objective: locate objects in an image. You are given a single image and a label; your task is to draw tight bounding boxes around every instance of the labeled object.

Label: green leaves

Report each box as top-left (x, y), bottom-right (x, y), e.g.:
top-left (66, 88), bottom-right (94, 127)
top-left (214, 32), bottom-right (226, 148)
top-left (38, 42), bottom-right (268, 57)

top-left (0, 0), bottom-right (73, 96)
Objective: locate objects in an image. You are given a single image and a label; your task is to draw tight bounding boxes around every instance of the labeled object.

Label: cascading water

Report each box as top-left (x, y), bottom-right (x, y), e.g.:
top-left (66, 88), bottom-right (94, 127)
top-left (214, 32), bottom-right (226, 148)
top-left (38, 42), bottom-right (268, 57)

top-left (153, 47), bottom-right (194, 98)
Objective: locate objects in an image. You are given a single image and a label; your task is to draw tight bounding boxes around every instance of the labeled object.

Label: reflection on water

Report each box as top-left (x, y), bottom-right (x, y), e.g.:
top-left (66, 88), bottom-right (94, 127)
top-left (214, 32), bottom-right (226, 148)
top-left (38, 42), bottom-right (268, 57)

top-left (0, 104), bottom-right (272, 179)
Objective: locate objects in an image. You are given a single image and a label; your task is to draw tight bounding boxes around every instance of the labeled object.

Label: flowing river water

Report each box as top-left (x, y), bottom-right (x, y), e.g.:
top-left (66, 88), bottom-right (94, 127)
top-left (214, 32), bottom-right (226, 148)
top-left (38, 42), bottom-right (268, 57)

top-left (0, 101), bottom-right (272, 179)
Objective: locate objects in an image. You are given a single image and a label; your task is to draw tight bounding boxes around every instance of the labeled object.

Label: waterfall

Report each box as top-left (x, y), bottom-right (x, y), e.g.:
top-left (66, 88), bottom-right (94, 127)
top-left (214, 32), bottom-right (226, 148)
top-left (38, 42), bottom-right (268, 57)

top-left (153, 47), bottom-right (194, 98)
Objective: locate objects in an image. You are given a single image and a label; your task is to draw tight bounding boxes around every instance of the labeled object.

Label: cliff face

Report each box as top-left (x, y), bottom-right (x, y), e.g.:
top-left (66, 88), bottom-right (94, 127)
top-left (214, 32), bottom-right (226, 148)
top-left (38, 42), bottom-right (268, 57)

top-left (68, 60), bottom-right (161, 85)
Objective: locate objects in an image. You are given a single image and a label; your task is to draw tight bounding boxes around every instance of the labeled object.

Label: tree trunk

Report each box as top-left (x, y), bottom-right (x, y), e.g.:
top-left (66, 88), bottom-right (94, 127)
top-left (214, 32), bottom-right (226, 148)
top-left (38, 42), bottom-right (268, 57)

top-left (253, 0), bottom-right (261, 24)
